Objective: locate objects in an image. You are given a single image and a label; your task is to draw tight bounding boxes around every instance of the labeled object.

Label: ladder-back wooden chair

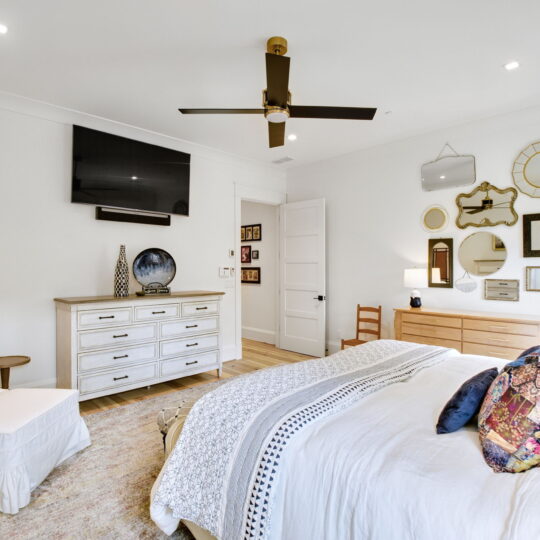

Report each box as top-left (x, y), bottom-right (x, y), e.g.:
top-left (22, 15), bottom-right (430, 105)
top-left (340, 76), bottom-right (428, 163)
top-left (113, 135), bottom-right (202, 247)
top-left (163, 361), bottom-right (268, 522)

top-left (341, 305), bottom-right (382, 349)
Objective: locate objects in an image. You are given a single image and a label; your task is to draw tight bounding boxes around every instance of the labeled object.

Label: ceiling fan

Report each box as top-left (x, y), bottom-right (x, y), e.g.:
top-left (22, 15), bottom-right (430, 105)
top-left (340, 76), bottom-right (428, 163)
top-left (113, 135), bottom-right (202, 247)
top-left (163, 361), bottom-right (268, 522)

top-left (462, 187), bottom-right (510, 214)
top-left (178, 36), bottom-right (377, 148)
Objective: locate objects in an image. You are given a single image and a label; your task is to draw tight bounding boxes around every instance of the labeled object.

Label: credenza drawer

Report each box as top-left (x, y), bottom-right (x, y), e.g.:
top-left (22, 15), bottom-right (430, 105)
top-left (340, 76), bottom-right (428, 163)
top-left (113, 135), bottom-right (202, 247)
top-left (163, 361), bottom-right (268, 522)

top-left (182, 301), bottom-right (219, 317)
top-left (79, 363), bottom-right (157, 395)
top-left (160, 351), bottom-right (219, 378)
top-left (462, 329), bottom-right (537, 350)
top-left (160, 334), bottom-right (219, 358)
top-left (463, 318), bottom-right (538, 337)
top-left (402, 333), bottom-right (461, 351)
top-left (134, 304), bottom-right (180, 321)
top-left (402, 322), bottom-right (461, 341)
top-left (161, 317), bottom-right (219, 339)
top-left (462, 342), bottom-right (523, 361)
top-left (78, 308), bottom-right (132, 329)
top-left (402, 313), bottom-right (461, 329)
top-left (78, 343), bottom-right (157, 373)
top-left (78, 324), bottom-right (157, 351)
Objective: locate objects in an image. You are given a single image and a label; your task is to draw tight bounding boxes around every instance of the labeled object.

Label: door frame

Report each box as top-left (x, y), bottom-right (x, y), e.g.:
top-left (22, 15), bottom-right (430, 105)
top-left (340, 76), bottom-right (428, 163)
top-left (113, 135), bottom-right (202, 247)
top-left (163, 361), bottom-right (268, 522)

top-left (234, 183), bottom-right (286, 359)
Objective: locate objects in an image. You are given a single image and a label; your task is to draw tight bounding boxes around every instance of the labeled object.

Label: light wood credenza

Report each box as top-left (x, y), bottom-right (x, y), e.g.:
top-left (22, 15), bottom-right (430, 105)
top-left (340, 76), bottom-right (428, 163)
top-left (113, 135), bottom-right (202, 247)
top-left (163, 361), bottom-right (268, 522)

top-left (394, 307), bottom-right (540, 361)
top-left (55, 291), bottom-right (224, 401)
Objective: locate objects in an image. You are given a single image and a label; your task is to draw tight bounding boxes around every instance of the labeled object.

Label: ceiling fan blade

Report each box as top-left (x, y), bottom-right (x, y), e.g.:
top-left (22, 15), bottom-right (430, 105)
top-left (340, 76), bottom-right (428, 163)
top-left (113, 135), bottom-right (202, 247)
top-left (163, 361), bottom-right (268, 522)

top-left (466, 208), bottom-right (487, 214)
top-left (268, 122), bottom-right (285, 148)
top-left (179, 108), bottom-right (264, 115)
top-left (266, 53), bottom-right (290, 107)
top-left (289, 105), bottom-right (377, 120)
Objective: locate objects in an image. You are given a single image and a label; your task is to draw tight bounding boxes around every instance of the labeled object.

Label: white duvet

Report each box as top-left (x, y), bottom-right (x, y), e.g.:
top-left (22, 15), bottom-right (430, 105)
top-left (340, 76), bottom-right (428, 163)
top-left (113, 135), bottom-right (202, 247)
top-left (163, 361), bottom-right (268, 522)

top-left (268, 354), bottom-right (540, 540)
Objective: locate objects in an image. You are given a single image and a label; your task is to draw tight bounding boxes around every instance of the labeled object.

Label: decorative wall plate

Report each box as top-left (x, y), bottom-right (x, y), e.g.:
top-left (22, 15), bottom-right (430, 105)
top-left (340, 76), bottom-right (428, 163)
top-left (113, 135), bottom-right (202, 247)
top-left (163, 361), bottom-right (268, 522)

top-left (133, 248), bottom-right (176, 288)
top-left (512, 141), bottom-right (540, 197)
top-left (455, 181), bottom-right (518, 229)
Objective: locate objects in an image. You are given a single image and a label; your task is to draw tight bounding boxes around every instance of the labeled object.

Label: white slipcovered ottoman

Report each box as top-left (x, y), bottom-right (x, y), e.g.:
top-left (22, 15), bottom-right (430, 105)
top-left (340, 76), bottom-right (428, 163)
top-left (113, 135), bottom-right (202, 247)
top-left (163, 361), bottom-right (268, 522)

top-left (0, 388), bottom-right (91, 514)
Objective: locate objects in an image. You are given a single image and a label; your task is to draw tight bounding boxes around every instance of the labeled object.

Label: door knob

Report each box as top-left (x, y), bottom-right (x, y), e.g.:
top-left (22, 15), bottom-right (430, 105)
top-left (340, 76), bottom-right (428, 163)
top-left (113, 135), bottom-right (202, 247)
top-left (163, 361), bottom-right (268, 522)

top-left (313, 295), bottom-right (326, 301)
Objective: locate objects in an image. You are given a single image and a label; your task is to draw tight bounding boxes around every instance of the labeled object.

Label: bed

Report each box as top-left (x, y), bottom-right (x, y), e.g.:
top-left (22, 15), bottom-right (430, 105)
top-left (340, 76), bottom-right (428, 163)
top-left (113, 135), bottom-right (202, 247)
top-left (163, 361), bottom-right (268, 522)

top-left (150, 340), bottom-right (540, 539)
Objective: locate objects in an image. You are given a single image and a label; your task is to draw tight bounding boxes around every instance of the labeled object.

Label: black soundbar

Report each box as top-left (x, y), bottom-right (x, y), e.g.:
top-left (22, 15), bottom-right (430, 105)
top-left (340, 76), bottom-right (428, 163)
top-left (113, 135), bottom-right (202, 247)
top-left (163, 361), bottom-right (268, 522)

top-left (95, 206), bottom-right (171, 226)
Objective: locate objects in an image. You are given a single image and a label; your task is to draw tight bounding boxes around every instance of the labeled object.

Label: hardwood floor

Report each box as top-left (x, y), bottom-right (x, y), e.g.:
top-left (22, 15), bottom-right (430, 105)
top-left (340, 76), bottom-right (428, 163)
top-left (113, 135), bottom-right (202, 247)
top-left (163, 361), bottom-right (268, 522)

top-left (79, 339), bottom-right (313, 415)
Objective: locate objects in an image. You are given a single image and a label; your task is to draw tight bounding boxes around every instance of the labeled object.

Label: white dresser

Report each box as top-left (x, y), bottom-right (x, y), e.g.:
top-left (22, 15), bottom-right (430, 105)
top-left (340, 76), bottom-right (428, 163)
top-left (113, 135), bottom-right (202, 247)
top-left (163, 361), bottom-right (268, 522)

top-left (55, 291), bottom-right (224, 401)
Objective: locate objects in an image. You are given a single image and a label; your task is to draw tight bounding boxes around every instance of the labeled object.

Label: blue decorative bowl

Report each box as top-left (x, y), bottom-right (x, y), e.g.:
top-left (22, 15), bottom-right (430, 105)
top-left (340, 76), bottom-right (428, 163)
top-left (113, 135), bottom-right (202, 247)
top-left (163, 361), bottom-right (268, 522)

top-left (133, 248), bottom-right (176, 288)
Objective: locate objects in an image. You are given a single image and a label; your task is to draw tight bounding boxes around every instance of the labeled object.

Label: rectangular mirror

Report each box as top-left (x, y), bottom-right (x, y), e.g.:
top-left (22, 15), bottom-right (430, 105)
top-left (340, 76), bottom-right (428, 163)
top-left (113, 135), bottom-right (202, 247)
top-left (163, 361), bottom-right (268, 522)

top-left (421, 155), bottom-right (476, 192)
top-left (526, 267), bottom-right (540, 291)
top-left (428, 238), bottom-right (453, 288)
top-left (523, 214), bottom-right (540, 257)
top-left (484, 279), bottom-right (519, 301)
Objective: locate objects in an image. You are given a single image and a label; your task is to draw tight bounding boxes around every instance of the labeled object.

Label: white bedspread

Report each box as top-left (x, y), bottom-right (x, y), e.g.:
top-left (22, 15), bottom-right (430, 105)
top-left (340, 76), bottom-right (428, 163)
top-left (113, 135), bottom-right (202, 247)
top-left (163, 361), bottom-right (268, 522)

top-left (269, 354), bottom-right (540, 540)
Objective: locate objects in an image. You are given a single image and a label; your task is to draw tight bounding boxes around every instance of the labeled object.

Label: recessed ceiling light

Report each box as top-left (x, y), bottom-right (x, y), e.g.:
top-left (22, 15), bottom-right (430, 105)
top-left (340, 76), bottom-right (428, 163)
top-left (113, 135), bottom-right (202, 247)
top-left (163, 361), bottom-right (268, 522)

top-left (440, 175), bottom-right (446, 180)
top-left (0, 24), bottom-right (8, 34)
top-left (131, 176), bottom-right (138, 180)
top-left (287, 134), bottom-right (297, 141)
top-left (504, 61), bottom-right (520, 71)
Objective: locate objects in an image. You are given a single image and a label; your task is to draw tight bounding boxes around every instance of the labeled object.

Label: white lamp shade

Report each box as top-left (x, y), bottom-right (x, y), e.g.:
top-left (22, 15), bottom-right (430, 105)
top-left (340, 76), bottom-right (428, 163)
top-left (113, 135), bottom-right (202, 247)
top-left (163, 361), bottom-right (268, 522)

top-left (431, 268), bottom-right (442, 283)
top-left (403, 268), bottom-right (428, 289)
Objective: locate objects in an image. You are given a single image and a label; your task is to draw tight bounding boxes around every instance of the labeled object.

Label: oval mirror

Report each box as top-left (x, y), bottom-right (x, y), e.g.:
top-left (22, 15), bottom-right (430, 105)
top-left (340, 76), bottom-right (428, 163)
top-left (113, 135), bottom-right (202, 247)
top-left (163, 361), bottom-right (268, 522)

top-left (458, 232), bottom-right (506, 276)
top-left (421, 205), bottom-right (449, 232)
top-left (513, 141), bottom-right (540, 197)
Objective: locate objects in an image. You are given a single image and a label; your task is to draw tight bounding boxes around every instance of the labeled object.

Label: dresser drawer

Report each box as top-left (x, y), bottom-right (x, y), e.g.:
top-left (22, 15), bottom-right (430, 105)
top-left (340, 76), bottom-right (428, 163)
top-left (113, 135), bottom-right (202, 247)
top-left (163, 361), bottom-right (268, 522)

top-left (160, 351), bottom-right (219, 378)
top-left (463, 318), bottom-right (538, 337)
top-left (78, 343), bottom-right (157, 373)
top-left (160, 334), bottom-right (219, 358)
top-left (161, 317), bottom-right (219, 339)
top-left (78, 308), bottom-right (132, 329)
top-left (402, 313), bottom-right (461, 329)
top-left (79, 363), bottom-right (157, 395)
top-left (78, 324), bottom-right (157, 351)
top-left (402, 322), bottom-right (461, 341)
top-left (402, 333), bottom-right (461, 351)
top-left (134, 304), bottom-right (180, 322)
top-left (182, 301), bottom-right (219, 317)
top-left (463, 329), bottom-right (537, 350)
top-left (462, 342), bottom-right (523, 361)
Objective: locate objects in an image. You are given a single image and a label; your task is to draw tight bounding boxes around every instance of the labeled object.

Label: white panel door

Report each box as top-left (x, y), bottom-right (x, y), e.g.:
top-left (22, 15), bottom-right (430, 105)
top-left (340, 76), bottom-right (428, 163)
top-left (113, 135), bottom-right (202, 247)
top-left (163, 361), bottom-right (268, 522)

top-left (279, 199), bottom-right (326, 357)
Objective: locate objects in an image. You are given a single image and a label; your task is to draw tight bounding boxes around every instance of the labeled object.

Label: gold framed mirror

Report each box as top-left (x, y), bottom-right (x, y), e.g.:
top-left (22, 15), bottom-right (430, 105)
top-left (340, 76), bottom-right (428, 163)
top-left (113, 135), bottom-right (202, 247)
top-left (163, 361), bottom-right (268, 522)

top-left (428, 238), bottom-right (453, 288)
top-left (513, 141), bottom-right (540, 197)
top-left (458, 232), bottom-right (507, 276)
top-left (455, 181), bottom-right (518, 228)
top-left (421, 205), bottom-right (449, 232)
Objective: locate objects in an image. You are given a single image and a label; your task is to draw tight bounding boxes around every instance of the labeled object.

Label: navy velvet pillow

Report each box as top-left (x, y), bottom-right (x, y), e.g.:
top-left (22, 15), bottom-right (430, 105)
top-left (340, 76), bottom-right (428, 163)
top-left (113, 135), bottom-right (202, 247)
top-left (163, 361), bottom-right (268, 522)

top-left (504, 345), bottom-right (540, 370)
top-left (436, 368), bottom-right (499, 434)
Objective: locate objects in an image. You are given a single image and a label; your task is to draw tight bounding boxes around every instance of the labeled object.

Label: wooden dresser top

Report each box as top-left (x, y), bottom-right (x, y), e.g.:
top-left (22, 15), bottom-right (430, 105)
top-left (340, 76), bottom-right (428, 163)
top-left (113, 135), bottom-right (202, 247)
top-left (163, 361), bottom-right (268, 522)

top-left (54, 290), bottom-right (225, 305)
top-left (394, 306), bottom-right (540, 323)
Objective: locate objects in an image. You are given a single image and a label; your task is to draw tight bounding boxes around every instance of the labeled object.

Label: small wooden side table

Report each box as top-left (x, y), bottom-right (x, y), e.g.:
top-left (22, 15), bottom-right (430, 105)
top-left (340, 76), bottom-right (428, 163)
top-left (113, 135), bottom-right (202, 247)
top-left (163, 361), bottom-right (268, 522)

top-left (0, 356), bottom-right (31, 389)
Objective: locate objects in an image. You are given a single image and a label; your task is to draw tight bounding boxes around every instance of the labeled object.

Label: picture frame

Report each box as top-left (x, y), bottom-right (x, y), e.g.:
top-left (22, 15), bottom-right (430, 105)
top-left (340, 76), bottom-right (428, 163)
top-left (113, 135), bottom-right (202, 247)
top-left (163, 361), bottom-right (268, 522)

top-left (252, 224), bottom-right (262, 241)
top-left (245, 226), bottom-right (253, 241)
top-left (492, 236), bottom-right (505, 251)
top-left (523, 213), bottom-right (540, 257)
top-left (241, 267), bottom-right (261, 284)
top-left (252, 250), bottom-right (259, 260)
top-left (241, 245), bottom-right (251, 263)
top-left (240, 226), bottom-right (245, 241)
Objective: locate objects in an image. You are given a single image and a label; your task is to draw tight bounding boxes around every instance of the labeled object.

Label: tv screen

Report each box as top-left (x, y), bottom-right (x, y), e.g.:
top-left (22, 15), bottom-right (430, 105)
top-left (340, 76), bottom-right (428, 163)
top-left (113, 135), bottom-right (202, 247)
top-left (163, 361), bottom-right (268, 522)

top-left (72, 125), bottom-right (190, 215)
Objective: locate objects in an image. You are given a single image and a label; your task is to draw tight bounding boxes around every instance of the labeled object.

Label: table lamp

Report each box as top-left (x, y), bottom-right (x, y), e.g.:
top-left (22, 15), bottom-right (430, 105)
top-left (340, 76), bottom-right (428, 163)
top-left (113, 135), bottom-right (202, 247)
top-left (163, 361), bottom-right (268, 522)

top-left (403, 268), bottom-right (428, 308)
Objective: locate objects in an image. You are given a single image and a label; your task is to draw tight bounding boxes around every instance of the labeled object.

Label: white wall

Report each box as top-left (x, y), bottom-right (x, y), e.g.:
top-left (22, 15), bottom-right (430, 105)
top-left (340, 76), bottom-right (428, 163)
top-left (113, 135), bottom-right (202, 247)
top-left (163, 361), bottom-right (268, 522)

top-left (0, 97), bottom-right (285, 387)
top-left (241, 201), bottom-right (278, 344)
top-left (287, 105), bottom-right (540, 352)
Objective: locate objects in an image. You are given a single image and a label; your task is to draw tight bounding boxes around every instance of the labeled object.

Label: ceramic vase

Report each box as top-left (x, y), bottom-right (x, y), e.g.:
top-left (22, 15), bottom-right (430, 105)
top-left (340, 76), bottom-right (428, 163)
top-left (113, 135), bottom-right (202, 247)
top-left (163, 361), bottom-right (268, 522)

top-left (114, 245), bottom-right (129, 297)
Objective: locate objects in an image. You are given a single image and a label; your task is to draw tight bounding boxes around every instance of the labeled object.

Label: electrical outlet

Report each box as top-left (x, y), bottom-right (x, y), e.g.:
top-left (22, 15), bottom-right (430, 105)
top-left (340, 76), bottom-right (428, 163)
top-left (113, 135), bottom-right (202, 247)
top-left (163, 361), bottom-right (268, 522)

top-left (228, 249), bottom-right (235, 257)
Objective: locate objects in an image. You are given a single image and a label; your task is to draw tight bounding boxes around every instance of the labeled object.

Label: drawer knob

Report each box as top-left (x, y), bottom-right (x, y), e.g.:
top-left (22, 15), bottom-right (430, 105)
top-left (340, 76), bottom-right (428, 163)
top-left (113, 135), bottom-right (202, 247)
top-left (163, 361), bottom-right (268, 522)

top-left (152, 311), bottom-right (166, 314)
top-left (186, 342), bottom-right (199, 347)
top-left (113, 354), bottom-right (129, 360)
top-left (99, 315), bottom-right (115, 320)
top-left (196, 307), bottom-right (208, 311)
top-left (186, 360), bottom-right (198, 366)
top-left (186, 324), bottom-right (199, 329)
top-left (113, 375), bottom-right (129, 381)
top-left (113, 333), bottom-right (128, 339)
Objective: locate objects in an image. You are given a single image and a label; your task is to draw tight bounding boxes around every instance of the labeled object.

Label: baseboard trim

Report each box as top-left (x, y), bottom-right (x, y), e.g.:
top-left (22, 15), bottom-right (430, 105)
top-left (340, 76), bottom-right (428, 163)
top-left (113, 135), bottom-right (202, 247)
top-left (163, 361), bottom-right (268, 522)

top-left (242, 326), bottom-right (276, 345)
top-left (326, 340), bottom-right (341, 355)
top-left (11, 377), bottom-right (57, 389)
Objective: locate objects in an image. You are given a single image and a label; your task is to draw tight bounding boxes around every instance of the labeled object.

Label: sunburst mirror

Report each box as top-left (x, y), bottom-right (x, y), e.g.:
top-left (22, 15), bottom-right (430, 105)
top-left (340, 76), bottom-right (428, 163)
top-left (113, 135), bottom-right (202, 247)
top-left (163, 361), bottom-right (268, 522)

top-left (512, 141), bottom-right (540, 197)
top-left (455, 181), bottom-right (518, 229)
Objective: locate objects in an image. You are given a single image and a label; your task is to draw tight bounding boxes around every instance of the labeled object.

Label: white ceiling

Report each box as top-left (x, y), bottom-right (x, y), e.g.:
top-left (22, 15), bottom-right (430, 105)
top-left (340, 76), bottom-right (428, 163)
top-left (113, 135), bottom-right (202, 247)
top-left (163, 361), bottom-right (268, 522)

top-left (0, 0), bottom-right (539, 167)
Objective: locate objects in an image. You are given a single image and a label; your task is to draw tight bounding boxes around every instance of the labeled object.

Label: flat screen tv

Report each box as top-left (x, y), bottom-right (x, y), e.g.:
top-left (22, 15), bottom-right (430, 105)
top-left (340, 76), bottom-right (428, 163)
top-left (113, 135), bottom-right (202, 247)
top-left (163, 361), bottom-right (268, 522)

top-left (72, 125), bottom-right (190, 215)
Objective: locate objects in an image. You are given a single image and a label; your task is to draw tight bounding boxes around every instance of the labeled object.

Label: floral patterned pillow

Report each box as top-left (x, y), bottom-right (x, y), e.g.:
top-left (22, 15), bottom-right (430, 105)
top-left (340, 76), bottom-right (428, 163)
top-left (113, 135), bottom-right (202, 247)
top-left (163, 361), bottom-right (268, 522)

top-left (478, 354), bottom-right (540, 473)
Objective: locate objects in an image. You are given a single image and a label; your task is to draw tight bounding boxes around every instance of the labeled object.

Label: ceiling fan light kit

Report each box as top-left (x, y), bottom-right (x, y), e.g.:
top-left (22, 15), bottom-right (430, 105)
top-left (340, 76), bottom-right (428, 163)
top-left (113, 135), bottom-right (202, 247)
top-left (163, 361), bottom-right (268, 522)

top-left (178, 36), bottom-right (377, 148)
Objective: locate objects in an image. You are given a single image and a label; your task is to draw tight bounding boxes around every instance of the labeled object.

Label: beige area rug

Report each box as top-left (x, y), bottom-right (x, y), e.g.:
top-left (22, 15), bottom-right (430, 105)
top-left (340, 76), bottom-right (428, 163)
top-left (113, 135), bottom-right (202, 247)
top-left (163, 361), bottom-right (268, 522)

top-left (0, 382), bottom-right (221, 540)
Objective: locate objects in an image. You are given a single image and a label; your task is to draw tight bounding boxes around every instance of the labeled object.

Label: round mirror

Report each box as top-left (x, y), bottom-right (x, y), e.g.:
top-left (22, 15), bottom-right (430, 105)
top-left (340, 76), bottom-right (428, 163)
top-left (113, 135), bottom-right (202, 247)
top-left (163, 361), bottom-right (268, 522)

top-left (513, 142), bottom-right (540, 196)
top-left (421, 205), bottom-right (448, 232)
top-left (458, 232), bottom-right (506, 276)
